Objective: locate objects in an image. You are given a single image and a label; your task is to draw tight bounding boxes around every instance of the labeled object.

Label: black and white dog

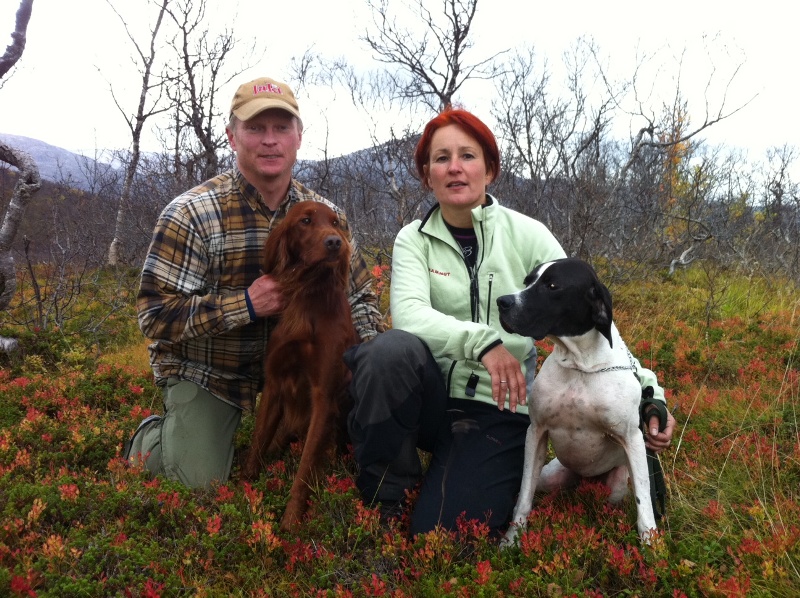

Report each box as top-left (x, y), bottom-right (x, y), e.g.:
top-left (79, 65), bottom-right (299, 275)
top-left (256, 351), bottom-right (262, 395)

top-left (496, 258), bottom-right (657, 545)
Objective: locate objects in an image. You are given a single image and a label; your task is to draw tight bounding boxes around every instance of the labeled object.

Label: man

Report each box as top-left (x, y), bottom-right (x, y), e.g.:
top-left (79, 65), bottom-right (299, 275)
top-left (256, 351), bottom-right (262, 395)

top-left (124, 77), bottom-right (382, 488)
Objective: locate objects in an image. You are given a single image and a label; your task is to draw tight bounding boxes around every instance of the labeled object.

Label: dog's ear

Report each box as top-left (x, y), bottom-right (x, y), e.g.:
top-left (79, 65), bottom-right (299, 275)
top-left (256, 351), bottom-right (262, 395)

top-left (336, 235), bottom-right (352, 287)
top-left (262, 220), bottom-right (293, 276)
top-left (588, 281), bottom-right (613, 347)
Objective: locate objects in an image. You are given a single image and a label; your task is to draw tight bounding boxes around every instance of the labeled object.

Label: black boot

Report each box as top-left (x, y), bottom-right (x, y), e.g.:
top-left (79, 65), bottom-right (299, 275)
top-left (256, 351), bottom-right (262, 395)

top-left (357, 433), bottom-right (421, 516)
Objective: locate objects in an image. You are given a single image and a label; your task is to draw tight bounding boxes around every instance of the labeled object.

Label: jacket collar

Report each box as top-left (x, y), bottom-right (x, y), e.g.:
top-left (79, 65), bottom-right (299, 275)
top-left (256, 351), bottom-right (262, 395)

top-left (418, 193), bottom-right (498, 234)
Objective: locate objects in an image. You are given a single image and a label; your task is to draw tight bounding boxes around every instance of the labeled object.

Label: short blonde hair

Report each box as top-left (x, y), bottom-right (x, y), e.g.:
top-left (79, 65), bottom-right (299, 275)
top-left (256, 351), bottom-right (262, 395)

top-left (227, 113), bottom-right (304, 133)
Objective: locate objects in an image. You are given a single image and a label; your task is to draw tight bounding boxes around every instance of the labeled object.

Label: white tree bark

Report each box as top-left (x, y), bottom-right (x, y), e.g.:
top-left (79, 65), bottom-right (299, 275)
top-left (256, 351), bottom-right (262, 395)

top-left (0, 141), bottom-right (41, 352)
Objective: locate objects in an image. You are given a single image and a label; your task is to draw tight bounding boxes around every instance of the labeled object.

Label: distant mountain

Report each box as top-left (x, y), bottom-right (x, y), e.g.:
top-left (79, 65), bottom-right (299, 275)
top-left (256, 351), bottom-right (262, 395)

top-left (0, 132), bottom-right (422, 198)
top-left (0, 133), bottom-right (118, 191)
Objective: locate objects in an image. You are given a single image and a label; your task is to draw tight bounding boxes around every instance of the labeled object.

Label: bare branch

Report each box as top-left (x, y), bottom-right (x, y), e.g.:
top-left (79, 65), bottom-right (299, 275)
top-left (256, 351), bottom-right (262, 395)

top-left (669, 245), bottom-right (698, 276)
top-left (0, 0), bottom-right (34, 80)
top-left (361, 0), bottom-right (505, 112)
top-left (162, 0), bottom-right (260, 183)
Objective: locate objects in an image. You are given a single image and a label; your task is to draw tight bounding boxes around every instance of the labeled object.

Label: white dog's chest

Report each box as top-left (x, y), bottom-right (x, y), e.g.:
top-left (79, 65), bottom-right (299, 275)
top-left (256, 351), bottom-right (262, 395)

top-left (530, 364), bottom-right (641, 474)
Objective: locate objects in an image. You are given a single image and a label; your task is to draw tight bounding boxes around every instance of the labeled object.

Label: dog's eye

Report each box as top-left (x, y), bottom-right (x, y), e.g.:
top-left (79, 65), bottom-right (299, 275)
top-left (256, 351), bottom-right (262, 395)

top-left (300, 217), bottom-right (312, 225)
top-left (547, 282), bottom-right (558, 290)
top-left (332, 219), bottom-right (340, 227)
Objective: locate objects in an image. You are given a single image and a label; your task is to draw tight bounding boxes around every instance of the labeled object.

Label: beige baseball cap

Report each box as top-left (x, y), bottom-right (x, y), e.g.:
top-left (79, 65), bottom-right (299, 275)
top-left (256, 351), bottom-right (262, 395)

top-left (229, 77), bottom-right (301, 122)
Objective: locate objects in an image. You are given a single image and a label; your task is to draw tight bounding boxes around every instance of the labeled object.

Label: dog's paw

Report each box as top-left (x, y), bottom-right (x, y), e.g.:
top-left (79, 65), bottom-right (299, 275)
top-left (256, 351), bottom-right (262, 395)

top-left (280, 506), bottom-right (303, 532)
top-left (499, 526), bottom-right (521, 550)
top-left (238, 452), bottom-right (261, 481)
top-left (639, 527), bottom-right (657, 546)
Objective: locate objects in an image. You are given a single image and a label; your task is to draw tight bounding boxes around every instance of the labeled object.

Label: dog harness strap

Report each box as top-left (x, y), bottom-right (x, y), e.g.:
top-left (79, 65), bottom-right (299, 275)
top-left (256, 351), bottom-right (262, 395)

top-left (640, 386), bottom-right (668, 520)
top-left (647, 449), bottom-right (667, 520)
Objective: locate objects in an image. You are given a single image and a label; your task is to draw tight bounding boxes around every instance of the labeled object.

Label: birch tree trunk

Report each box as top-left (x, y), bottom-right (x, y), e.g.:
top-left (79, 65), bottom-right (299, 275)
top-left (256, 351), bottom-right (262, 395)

top-left (1, 0), bottom-right (38, 351)
top-left (0, 142), bottom-right (41, 352)
top-left (106, 0), bottom-right (170, 266)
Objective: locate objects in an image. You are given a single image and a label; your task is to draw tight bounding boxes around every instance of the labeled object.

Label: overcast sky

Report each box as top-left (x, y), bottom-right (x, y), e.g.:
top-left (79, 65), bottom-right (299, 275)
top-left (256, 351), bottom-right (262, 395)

top-left (1, 0), bottom-right (797, 169)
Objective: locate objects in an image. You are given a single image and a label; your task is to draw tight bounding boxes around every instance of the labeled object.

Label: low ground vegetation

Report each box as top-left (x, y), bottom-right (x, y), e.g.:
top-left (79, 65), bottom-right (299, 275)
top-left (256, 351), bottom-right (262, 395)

top-left (0, 265), bottom-right (798, 596)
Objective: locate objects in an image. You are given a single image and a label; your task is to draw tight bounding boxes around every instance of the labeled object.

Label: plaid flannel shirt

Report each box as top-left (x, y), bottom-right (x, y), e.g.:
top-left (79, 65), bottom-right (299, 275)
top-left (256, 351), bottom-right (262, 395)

top-left (137, 168), bottom-right (382, 412)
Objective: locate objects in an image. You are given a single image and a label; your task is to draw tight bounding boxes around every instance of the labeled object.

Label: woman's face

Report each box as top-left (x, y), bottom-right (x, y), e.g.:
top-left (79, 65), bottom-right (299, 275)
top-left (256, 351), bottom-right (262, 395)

top-left (425, 124), bottom-right (493, 217)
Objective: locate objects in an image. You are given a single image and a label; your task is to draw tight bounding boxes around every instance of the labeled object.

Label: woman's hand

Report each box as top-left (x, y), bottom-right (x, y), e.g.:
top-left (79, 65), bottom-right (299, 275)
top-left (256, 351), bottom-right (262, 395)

top-left (481, 344), bottom-right (526, 412)
top-left (644, 409), bottom-right (676, 453)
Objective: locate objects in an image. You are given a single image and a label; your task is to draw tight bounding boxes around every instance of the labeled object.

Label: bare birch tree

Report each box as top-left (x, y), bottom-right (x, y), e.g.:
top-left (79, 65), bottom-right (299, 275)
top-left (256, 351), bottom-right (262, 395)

top-left (491, 36), bottom-right (750, 276)
top-left (362, 0), bottom-right (504, 113)
top-left (298, 0), bottom-right (505, 242)
top-left (106, 0), bottom-right (171, 266)
top-left (163, 0), bottom-right (258, 186)
top-left (1, 0), bottom-right (39, 352)
top-left (759, 145), bottom-right (800, 274)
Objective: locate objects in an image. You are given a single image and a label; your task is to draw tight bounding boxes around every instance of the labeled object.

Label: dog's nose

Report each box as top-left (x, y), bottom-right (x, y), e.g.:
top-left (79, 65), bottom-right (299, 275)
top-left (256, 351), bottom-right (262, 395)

top-left (324, 236), bottom-right (343, 251)
top-left (496, 295), bottom-right (513, 310)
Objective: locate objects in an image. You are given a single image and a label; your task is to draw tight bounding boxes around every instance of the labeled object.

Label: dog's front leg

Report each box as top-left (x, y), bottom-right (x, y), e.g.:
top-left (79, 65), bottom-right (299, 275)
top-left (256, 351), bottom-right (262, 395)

top-left (242, 392), bottom-right (284, 480)
top-left (501, 423), bottom-right (548, 548)
top-left (624, 432), bottom-right (657, 543)
top-left (280, 385), bottom-right (334, 531)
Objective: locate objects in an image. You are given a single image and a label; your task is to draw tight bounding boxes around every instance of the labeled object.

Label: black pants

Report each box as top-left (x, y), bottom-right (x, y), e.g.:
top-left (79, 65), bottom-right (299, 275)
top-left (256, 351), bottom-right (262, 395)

top-left (345, 329), bottom-right (530, 536)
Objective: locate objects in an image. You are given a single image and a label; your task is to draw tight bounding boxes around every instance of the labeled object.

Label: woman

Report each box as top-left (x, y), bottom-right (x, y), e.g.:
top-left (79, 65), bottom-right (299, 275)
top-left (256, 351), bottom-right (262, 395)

top-left (345, 107), bottom-right (674, 536)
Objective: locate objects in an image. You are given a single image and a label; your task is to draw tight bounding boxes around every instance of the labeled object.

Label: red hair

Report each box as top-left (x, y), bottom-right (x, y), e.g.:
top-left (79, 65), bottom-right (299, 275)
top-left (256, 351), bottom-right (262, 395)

top-left (414, 107), bottom-right (500, 189)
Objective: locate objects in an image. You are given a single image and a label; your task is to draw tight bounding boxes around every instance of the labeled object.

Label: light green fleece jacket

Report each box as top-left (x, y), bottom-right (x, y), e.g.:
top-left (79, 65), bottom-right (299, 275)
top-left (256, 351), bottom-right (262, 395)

top-left (389, 195), bottom-right (665, 413)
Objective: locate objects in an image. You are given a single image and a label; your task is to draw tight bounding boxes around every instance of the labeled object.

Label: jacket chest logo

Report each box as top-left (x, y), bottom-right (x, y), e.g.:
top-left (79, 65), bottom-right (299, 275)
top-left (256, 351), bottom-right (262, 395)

top-left (429, 268), bottom-right (451, 277)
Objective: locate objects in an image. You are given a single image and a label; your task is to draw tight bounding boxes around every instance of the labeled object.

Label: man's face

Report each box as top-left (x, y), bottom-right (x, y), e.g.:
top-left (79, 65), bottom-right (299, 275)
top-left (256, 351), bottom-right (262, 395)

top-left (227, 109), bottom-right (302, 184)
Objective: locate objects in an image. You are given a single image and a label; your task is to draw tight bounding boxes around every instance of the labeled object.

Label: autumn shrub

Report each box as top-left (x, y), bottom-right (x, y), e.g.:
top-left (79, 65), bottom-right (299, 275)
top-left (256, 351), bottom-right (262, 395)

top-left (1, 267), bottom-right (142, 376)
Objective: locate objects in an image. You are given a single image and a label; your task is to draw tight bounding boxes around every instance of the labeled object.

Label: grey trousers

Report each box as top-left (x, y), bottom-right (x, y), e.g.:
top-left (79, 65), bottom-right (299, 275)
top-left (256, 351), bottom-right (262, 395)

top-left (127, 378), bottom-right (242, 488)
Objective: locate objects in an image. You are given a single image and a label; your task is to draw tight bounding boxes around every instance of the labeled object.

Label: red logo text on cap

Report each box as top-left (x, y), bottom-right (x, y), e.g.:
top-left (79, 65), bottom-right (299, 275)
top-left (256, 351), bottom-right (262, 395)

top-left (254, 83), bottom-right (282, 95)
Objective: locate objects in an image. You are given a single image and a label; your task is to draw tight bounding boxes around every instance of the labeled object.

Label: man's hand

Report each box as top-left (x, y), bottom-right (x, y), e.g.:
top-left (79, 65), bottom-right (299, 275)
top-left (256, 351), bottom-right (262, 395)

top-left (247, 275), bottom-right (284, 317)
top-left (645, 409), bottom-right (676, 453)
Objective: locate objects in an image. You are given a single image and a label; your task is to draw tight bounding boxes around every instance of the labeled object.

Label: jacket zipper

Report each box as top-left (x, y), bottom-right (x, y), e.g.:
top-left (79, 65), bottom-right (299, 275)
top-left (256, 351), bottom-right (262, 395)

top-left (469, 264), bottom-right (479, 322)
top-left (467, 221), bottom-right (489, 323)
top-left (486, 272), bottom-right (494, 325)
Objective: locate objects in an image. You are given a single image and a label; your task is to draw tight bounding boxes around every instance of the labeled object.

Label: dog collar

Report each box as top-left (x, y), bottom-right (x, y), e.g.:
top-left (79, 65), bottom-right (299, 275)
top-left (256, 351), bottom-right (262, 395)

top-left (592, 347), bottom-right (638, 378)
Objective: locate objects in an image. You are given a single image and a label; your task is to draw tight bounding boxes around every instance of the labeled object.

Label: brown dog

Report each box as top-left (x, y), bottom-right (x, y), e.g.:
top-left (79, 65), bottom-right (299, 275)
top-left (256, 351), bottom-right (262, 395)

top-left (242, 200), bottom-right (358, 530)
